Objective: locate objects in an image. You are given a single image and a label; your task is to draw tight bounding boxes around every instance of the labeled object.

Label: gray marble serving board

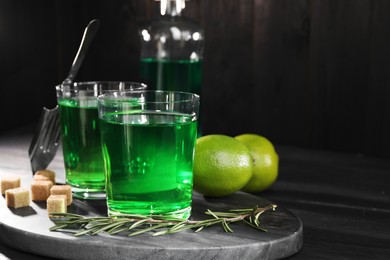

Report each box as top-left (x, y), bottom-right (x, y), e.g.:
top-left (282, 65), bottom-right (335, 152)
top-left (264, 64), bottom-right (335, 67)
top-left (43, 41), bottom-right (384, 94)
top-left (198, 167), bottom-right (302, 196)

top-left (0, 189), bottom-right (302, 260)
top-left (0, 136), bottom-right (302, 259)
top-left (0, 137), bottom-right (301, 259)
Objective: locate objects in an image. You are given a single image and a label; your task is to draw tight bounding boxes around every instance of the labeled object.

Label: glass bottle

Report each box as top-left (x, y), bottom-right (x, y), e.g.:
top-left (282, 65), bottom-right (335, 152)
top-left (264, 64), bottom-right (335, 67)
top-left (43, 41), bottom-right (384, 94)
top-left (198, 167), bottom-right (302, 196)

top-left (139, 0), bottom-right (204, 95)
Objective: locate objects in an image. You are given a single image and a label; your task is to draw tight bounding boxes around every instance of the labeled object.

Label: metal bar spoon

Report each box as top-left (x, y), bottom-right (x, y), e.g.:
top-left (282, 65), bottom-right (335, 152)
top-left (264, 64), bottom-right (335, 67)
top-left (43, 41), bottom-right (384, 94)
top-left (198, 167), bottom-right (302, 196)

top-left (29, 19), bottom-right (100, 174)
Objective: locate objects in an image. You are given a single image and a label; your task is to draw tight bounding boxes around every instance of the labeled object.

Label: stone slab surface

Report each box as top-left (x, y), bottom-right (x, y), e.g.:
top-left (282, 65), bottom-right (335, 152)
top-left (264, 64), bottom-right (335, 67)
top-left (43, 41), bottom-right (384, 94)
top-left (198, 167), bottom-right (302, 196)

top-left (0, 135), bottom-right (302, 259)
top-left (0, 191), bottom-right (302, 260)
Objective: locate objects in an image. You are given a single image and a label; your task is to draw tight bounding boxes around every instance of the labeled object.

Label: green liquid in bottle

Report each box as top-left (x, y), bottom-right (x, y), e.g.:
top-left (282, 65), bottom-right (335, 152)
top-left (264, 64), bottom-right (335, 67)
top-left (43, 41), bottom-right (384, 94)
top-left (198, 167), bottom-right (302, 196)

top-left (140, 58), bottom-right (202, 94)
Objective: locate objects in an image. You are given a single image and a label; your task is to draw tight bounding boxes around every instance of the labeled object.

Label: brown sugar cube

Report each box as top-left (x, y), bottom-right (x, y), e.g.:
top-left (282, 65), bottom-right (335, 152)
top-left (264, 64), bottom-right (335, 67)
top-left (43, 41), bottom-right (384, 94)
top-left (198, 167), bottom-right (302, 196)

top-left (34, 174), bottom-right (52, 183)
top-left (50, 185), bottom-right (72, 205)
top-left (5, 188), bottom-right (30, 208)
top-left (31, 180), bottom-right (53, 201)
top-left (34, 169), bottom-right (56, 184)
top-left (1, 176), bottom-right (21, 195)
top-left (47, 195), bottom-right (67, 216)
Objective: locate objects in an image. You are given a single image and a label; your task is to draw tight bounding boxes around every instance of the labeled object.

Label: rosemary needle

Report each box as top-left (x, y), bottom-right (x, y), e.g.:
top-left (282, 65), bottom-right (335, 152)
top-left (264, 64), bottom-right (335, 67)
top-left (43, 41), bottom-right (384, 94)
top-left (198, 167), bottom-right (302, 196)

top-left (50, 204), bottom-right (277, 237)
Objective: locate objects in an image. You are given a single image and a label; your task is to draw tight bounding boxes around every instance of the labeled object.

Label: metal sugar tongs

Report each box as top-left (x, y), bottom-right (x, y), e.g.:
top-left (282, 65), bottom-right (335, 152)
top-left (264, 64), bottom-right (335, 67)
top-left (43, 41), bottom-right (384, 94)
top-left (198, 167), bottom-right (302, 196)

top-left (28, 19), bottom-right (100, 174)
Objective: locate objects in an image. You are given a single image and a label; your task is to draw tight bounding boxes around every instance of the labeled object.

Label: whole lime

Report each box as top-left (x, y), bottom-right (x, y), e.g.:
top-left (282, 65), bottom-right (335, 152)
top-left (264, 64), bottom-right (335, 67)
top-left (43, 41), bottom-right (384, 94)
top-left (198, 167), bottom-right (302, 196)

top-left (193, 134), bottom-right (253, 197)
top-left (235, 134), bottom-right (279, 192)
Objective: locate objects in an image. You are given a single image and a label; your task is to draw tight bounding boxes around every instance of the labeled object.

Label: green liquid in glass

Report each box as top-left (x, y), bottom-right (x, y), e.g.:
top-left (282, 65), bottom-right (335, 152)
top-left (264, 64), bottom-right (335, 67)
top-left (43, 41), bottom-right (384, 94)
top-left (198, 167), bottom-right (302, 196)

top-left (140, 58), bottom-right (202, 94)
top-left (58, 98), bottom-right (105, 197)
top-left (100, 111), bottom-right (197, 219)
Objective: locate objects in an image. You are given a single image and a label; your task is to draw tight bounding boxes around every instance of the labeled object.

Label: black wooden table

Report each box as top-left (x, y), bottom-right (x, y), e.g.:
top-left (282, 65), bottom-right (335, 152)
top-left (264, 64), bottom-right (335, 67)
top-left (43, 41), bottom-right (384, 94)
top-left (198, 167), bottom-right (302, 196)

top-left (0, 127), bottom-right (389, 259)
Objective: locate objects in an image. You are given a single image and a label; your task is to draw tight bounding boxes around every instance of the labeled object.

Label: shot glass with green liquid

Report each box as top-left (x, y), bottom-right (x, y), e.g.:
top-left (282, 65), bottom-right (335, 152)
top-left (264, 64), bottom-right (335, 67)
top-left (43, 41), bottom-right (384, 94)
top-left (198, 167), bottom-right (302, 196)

top-left (56, 82), bottom-right (147, 199)
top-left (98, 90), bottom-right (199, 219)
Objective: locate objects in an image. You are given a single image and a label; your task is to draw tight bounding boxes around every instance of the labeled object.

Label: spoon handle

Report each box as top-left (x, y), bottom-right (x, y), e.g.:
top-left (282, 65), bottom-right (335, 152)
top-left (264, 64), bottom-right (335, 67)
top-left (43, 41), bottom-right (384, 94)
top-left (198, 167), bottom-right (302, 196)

top-left (63, 19), bottom-right (100, 85)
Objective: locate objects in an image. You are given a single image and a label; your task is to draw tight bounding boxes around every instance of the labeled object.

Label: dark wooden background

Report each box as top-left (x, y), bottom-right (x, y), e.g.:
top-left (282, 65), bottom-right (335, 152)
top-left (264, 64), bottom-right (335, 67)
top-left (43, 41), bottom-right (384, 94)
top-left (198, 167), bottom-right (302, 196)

top-left (1, 0), bottom-right (390, 158)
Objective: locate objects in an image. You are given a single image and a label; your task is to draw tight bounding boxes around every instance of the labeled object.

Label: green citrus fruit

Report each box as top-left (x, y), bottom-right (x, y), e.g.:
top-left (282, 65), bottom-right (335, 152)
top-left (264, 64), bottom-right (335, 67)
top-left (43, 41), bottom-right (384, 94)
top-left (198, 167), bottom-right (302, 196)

top-left (235, 134), bottom-right (279, 192)
top-left (193, 134), bottom-right (253, 197)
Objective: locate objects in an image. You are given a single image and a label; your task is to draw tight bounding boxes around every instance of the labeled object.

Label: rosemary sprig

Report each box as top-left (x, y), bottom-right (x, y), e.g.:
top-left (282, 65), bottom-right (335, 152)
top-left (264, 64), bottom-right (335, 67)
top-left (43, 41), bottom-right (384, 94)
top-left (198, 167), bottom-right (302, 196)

top-left (49, 204), bottom-right (277, 237)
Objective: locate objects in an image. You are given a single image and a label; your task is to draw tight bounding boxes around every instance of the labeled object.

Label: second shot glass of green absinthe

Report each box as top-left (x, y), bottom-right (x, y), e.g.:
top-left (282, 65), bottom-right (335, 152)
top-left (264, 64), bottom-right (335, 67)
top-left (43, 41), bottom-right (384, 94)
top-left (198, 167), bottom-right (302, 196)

top-left (98, 90), bottom-right (199, 219)
top-left (56, 81), bottom-right (146, 200)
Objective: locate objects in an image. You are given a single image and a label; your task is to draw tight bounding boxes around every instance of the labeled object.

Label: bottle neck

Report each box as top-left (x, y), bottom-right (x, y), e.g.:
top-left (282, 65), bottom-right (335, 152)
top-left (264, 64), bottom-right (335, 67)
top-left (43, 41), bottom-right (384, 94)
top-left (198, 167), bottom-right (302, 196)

top-left (160, 0), bottom-right (185, 17)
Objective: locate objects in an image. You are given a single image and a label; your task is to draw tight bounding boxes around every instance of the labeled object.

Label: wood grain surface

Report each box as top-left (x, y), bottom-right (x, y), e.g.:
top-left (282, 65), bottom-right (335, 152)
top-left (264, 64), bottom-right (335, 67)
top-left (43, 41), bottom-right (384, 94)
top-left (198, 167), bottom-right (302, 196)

top-left (1, 0), bottom-right (390, 157)
top-left (1, 127), bottom-right (390, 259)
